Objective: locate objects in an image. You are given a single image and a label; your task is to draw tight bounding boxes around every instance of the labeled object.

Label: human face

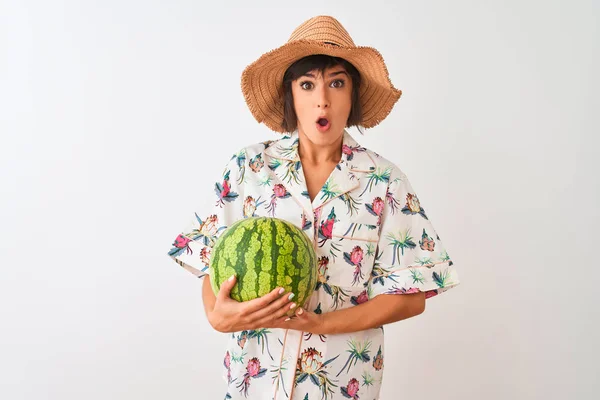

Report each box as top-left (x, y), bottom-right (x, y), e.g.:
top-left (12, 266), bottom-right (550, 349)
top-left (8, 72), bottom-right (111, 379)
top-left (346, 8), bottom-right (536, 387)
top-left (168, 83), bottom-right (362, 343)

top-left (291, 66), bottom-right (353, 146)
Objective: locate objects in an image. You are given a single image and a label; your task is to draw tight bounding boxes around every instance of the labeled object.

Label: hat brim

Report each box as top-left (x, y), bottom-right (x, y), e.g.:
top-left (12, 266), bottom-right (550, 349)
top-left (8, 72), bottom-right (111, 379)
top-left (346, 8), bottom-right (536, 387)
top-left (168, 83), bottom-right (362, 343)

top-left (241, 40), bottom-right (402, 133)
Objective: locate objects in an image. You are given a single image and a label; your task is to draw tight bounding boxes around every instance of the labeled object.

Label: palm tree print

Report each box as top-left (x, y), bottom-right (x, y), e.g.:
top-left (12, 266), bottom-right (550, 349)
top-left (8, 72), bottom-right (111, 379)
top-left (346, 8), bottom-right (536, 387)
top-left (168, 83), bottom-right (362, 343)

top-left (336, 339), bottom-right (372, 377)
top-left (361, 370), bottom-right (375, 387)
top-left (258, 174), bottom-right (272, 187)
top-left (295, 347), bottom-right (340, 400)
top-left (319, 178), bottom-right (342, 203)
top-left (432, 268), bottom-right (455, 289)
top-left (231, 349), bottom-right (247, 364)
top-left (247, 329), bottom-right (274, 360)
top-left (270, 358), bottom-right (290, 398)
top-left (276, 138), bottom-right (299, 159)
top-left (359, 167), bottom-right (391, 197)
top-left (340, 192), bottom-right (361, 216)
top-left (330, 285), bottom-right (350, 310)
top-left (386, 228), bottom-right (417, 266)
top-left (282, 160), bottom-right (303, 184)
top-left (215, 170), bottom-right (239, 207)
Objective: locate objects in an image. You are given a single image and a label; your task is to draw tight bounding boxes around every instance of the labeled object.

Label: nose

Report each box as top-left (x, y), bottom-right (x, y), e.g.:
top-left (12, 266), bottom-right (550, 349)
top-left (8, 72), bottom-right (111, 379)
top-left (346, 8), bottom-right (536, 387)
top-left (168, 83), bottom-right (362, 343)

top-left (315, 84), bottom-right (330, 109)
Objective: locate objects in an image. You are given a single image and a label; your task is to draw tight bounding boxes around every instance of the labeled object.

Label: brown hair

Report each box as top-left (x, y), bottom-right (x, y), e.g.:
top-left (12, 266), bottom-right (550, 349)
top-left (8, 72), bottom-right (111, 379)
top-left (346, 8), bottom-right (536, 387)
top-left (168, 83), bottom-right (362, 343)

top-left (281, 54), bottom-right (363, 133)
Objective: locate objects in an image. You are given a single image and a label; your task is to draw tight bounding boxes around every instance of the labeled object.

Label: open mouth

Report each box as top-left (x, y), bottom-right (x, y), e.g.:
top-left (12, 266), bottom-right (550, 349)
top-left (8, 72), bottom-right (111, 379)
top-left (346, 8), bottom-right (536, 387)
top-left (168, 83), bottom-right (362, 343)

top-left (317, 118), bottom-right (329, 127)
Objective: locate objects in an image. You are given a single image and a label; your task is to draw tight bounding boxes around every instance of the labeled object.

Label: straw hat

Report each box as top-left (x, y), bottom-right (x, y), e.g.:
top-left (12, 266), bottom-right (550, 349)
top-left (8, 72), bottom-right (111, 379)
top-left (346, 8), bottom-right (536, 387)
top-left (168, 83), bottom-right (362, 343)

top-left (241, 15), bottom-right (402, 133)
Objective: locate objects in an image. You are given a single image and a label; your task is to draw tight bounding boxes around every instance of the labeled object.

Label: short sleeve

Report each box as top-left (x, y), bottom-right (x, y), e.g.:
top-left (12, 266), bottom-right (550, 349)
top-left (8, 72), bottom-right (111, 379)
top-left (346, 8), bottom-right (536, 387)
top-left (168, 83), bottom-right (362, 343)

top-left (166, 151), bottom-right (245, 279)
top-left (368, 167), bottom-right (460, 299)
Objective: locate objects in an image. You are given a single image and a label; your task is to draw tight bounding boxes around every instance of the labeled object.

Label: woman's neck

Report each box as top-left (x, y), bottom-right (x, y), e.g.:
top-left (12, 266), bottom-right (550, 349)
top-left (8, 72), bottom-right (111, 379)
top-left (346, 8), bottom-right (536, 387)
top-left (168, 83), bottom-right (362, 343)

top-left (297, 130), bottom-right (343, 165)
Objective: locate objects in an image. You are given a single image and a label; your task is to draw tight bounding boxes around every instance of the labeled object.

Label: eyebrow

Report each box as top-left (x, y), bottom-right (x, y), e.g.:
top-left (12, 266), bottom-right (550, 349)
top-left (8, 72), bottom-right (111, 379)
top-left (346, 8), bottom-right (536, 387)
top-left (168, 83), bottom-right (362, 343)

top-left (302, 70), bottom-right (348, 78)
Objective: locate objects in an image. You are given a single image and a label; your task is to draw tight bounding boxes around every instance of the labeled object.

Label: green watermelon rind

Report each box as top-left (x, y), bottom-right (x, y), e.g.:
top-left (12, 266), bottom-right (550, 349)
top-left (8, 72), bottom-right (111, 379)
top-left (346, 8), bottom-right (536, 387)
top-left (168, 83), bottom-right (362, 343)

top-left (209, 217), bottom-right (318, 313)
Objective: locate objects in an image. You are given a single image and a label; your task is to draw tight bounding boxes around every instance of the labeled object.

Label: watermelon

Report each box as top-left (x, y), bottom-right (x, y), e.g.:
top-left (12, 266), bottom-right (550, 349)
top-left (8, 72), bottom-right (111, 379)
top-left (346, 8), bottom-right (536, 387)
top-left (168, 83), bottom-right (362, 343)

top-left (209, 217), bottom-right (318, 314)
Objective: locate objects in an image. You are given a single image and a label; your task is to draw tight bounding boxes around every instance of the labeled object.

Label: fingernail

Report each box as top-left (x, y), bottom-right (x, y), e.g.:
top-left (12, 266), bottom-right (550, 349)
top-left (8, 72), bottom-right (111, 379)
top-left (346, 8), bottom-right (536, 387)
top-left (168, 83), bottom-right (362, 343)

top-left (278, 288), bottom-right (285, 295)
top-left (290, 303), bottom-right (296, 309)
top-left (284, 317), bottom-right (291, 322)
top-left (297, 308), bottom-right (304, 315)
top-left (228, 275), bottom-right (235, 282)
top-left (288, 293), bottom-right (295, 300)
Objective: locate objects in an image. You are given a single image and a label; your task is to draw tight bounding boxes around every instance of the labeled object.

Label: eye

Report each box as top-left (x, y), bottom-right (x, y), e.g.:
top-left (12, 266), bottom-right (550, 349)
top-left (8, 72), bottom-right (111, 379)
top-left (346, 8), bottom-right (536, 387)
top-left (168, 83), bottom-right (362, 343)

top-left (331, 79), bottom-right (345, 88)
top-left (300, 81), bottom-right (313, 90)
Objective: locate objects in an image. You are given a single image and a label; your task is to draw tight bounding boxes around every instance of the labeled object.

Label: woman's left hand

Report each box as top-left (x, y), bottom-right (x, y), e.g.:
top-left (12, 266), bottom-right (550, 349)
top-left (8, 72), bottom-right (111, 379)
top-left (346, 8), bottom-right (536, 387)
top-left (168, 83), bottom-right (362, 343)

top-left (278, 307), bottom-right (326, 334)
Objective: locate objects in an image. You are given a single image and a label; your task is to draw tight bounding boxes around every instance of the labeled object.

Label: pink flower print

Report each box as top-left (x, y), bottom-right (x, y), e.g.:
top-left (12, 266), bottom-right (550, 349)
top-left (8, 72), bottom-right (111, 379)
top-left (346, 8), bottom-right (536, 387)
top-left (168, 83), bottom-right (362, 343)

top-left (246, 357), bottom-right (261, 377)
top-left (341, 144), bottom-right (366, 161)
top-left (236, 357), bottom-right (267, 397)
top-left (344, 245), bottom-right (365, 285)
top-left (222, 180), bottom-right (230, 197)
top-left (317, 208), bottom-right (336, 247)
top-left (341, 378), bottom-right (360, 399)
top-left (321, 218), bottom-right (333, 239)
top-left (350, 289), bottom-right (369, 306)
top-left (224, 351), bottom-right (231, 369)
top-left (266, 184), bottom-right (290, 216)
top-left (342, 144), bottom-right (353, 157)
top-left (372, 197), bottom-right (384, 215)
top-left (273, 184), bottom-right (287, 198)
top-left (419, 228), bottom-right (436, 251)
top-left (215, 170), bottom-right (239, 207)
top-left (350, 246), bottom-right (363, 265)
top-left (366, 197), bottom-right (385, 225)
top-left (172, 234), bottom-right (192, 255)
top-left (224, 351), bottom-right (232, 384)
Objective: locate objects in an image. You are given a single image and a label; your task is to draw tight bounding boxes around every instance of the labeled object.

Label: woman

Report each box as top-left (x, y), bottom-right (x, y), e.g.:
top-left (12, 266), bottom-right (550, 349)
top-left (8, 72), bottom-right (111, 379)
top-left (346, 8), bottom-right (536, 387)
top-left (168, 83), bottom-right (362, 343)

top-left (168, 15), bottom-right (460, 400)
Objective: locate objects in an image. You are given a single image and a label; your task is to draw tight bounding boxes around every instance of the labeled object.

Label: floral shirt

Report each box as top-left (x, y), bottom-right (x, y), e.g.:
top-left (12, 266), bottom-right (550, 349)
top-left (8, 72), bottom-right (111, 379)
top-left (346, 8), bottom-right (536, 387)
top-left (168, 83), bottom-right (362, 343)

top-left (168, 130), bottom-right (461, 400)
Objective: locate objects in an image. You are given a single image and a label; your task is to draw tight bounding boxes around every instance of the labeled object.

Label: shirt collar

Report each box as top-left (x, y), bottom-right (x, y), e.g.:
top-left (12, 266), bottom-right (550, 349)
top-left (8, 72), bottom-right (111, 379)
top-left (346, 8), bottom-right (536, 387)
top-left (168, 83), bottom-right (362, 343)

top-left (264, 129), bottom-right (376, 172)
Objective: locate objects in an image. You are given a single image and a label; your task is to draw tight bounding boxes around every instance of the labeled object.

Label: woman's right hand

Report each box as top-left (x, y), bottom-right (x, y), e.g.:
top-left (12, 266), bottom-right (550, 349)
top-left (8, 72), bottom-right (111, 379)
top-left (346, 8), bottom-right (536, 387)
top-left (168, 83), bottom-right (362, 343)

top-left (204, 274), bottom-right (297, 333)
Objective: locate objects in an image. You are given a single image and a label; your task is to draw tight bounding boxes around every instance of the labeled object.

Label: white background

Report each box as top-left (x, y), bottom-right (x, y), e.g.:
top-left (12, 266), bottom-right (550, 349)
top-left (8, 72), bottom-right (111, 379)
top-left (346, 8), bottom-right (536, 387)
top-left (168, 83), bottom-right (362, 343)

top-left (1, 1), bottom-right (599, 399)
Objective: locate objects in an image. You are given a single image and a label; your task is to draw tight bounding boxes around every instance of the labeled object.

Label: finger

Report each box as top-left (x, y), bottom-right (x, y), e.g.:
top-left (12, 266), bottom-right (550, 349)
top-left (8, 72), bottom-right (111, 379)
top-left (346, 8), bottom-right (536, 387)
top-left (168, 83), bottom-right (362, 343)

top-left (217, 274), bottom-right (237, 301)
top-left (243, 287), bottom-right (287, 313)
top-left (256, 307), bottom-right (296, 328)
top-left (252, 292), bottom-right (296, 321)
